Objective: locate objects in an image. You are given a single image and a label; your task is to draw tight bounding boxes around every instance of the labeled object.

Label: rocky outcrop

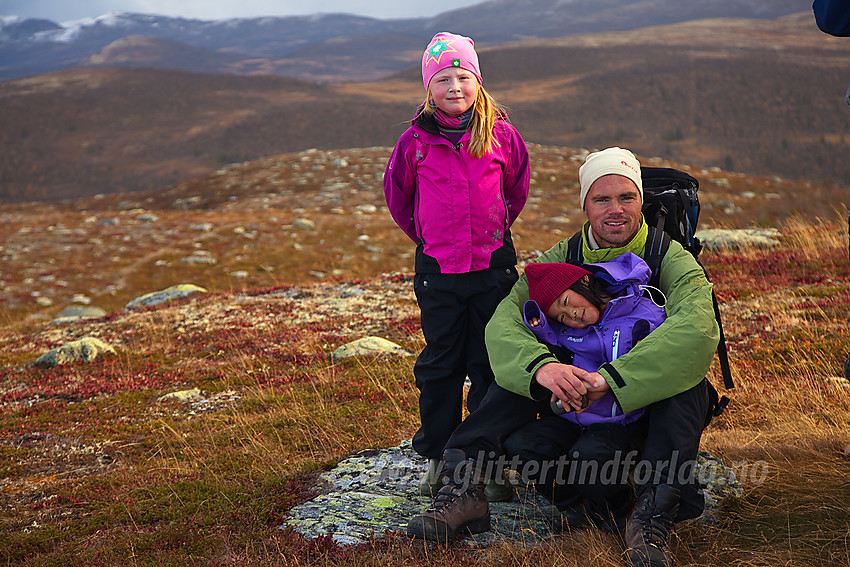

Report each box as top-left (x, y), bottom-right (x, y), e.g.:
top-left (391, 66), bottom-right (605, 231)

top-left (32, 337), bottom-right (116, 368)
top-left (124, 284), bottom-right (207, 311)
top-left (696, 228), bottom-right (781, 251)
top-left (51, 305), bottom-right (108, 325)
top-left (331, 336), bottom-right (414, 362)
top-left (283, 440), bottom-right (743, 546)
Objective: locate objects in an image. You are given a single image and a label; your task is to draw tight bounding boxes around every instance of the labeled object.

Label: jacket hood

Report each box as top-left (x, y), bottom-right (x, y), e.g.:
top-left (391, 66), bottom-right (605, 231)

top-left (412, 105), bottom-right (437, 131)
top-left (583, 252), bottom-right (650, 295)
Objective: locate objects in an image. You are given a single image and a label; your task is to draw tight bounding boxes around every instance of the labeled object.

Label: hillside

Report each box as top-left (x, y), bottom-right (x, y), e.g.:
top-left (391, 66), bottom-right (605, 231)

top-left (0, 143), bottom-right (840, 327)
top-left (488, 13), bottom-right (850, 189)
top-left (1, 13), bottom-right (848, 204)
top-left (0, 69), bottom-right (404, 202)
top-left (0, 143), bottom-right (848, 564)
top-left (84, 35), bottom-right (250, 71)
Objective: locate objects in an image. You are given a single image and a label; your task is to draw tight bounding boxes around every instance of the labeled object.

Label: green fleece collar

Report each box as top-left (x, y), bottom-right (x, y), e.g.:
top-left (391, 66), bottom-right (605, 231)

top-left (580, 216), bottom-right (648, 263)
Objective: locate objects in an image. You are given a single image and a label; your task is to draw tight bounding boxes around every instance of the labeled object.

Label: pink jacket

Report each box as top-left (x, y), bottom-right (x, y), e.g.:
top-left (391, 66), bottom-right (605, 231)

top-left (384, 113), bottom-right (530, 273)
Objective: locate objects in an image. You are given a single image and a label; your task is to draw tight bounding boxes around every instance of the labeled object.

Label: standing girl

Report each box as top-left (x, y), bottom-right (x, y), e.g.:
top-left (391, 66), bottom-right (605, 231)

top-left (384, 32), bottom-right (530, 494)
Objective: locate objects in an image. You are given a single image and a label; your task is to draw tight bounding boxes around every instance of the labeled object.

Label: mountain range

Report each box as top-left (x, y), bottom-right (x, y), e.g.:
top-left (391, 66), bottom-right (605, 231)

top-left (0, 0), bottom-right (815, 82)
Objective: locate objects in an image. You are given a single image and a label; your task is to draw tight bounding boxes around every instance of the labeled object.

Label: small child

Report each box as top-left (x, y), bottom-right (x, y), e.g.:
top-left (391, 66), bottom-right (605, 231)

top-left (523, 253), bottom-right (666, 427)
top-left (384, 32), bottom-right (530, 494)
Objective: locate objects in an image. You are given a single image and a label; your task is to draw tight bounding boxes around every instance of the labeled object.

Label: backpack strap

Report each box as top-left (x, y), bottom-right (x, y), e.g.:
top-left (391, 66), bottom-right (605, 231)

top-left (712, 291), bottom-right (735, 393)
top-left (642, 226), bottom-right (669, 290)
top-left (710, 293), bottom-right (734, 415)
top-left (566, 231), bottom-right (583, 265)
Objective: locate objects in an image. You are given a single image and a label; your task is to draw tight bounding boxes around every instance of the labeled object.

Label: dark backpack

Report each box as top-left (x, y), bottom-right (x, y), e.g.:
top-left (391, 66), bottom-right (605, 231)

top-left (641, 167), bottom-right (702, 257)
top-left (566, 166), bottom-right (733, 418)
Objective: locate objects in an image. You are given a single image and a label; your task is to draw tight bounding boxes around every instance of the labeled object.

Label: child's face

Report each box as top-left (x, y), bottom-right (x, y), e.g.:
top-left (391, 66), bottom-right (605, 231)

top-left (545, 286), bottom-right (601, 329)
top-left (428, 66), bottom-right (478, 116)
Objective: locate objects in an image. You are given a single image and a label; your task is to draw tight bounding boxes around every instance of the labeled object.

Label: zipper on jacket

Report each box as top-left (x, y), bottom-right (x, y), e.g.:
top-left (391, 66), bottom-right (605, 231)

top-left (611, 329), bottom-right (620, 361)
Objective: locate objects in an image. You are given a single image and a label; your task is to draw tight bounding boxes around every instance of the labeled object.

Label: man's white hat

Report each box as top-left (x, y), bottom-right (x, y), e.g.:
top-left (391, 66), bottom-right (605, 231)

top-left (578, 147), bottom-right (643, 209)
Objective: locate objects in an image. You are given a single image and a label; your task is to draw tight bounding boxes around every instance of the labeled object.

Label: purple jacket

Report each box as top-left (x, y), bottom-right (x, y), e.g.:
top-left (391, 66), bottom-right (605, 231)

top-left (522, 253), bottom-right (666, 427)
top-left (384, 112), bottom-right (530, 274)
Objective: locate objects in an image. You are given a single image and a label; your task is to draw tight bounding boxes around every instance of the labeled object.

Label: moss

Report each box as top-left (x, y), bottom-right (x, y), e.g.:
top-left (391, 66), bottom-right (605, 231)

top-left (0, 445), bottom-right (27, 477)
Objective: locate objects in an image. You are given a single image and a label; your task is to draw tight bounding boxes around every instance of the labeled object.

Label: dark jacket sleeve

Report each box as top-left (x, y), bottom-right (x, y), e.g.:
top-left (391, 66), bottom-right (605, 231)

top-left (814, 0), bottom-right (850, 36)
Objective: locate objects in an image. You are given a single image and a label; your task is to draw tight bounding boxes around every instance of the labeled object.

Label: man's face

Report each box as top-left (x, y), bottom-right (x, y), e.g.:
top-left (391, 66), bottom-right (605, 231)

top-left (583, 175), bottom-right (642, 249)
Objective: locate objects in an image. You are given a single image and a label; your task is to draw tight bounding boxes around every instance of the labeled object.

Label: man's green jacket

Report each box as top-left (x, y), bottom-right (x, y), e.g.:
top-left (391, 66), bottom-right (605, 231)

top-left (485, 219), bottom-right (720, 414)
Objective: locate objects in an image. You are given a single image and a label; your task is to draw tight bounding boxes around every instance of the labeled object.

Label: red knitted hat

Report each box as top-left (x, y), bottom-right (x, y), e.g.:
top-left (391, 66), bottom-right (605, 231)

top-left (525, 262), bottom-right (591, 313)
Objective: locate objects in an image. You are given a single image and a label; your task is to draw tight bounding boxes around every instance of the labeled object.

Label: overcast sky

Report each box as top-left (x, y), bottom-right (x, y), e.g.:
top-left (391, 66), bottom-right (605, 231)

top-left (0, 0), bottom-right (486, 22)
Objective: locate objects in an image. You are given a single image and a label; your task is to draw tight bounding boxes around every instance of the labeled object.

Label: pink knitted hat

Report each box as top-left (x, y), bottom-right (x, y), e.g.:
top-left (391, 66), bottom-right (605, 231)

top-left (525, 263), bottom-right (591, 313)
top-left (421, 32), bottom-right (482, 91)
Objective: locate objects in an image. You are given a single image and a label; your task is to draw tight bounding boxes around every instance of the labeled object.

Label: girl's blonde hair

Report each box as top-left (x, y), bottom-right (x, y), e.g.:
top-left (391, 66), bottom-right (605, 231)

top-left (419, 85), bottom-right (507, 158)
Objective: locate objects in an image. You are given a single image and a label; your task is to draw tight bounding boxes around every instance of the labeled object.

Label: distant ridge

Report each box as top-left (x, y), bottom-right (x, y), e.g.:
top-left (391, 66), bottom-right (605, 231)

top-left (0, 0), bottom-right (813, 83)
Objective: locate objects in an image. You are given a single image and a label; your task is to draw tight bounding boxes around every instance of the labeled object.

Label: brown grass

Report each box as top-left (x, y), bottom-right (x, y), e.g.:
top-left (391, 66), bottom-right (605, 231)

top-left (0, 146), bottom-right (849, 565)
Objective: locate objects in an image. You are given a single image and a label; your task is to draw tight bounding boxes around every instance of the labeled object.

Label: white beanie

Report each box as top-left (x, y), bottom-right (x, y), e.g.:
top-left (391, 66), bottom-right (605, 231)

top-left (578, 147), bottom-right (643, 209)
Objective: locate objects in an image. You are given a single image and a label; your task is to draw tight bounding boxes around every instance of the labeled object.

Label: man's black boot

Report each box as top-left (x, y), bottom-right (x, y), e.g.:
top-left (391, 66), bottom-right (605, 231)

top-left (623, 484), bottom-right (680, 567)
top-left (406, 448), bottom-right (490, 543)
top-left (546, 503), bottom-right (591, 533)
top-left (586, 494), bottom-right (633, 535)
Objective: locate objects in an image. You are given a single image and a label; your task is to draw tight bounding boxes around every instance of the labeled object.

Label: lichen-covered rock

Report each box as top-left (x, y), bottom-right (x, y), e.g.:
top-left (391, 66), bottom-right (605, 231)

top-left (293, 219), bottom-right (315, 229)
top-left (33, 337), bottom-right (116, 368)
top-left (696, 228), bottom-right (781, 251)
top-left (331, 337), bottom-right (414, 362)
top-left (124, 284), bottom-right (207, 311)
top-left (157, 388), bottom-right (204, 403)
top-left (51, 305), bottom-right (107, 324)
top-left (180, 255), bottom-right (217, 265)
top-left (283, 441), bottom-right (744, 546)
top-left (155, 389), bottom-right (242, 415)
top-left (695, 450), bottom-right (744, 523)
top-left (283, 440), bottom-right (556, 546)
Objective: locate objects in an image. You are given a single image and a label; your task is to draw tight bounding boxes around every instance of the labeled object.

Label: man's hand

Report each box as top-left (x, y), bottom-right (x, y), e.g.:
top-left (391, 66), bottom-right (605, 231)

top-left (534, 363), bottom-right (611, 411)
top-left (534, 362), bottom-right (590, 411)
top-left (582, 371), bottom-right (611, 406)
